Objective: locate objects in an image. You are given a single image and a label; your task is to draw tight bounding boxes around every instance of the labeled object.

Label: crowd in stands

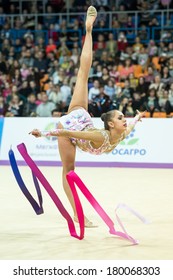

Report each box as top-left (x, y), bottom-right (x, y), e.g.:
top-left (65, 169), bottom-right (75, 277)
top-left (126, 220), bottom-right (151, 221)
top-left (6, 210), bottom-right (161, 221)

top-left (0, 0), bottom-right (173, 118)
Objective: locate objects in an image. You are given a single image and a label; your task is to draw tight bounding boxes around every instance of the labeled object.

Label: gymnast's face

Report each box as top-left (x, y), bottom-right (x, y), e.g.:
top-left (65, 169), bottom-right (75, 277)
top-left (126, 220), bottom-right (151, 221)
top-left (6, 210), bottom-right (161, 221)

top-left (109, 110), bottom-right (127, 132)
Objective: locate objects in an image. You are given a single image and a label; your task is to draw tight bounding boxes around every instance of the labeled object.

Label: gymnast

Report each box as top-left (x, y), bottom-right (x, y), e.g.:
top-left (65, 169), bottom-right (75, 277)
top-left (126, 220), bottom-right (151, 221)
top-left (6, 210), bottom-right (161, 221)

top-left (30, 6), bottom-right (146, 227)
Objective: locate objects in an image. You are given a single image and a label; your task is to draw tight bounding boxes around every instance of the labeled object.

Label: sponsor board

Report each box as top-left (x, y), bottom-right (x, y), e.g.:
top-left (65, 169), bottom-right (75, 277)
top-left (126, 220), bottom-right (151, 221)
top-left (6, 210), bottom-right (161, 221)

top-left (0, 117), bottom-right (173, 165)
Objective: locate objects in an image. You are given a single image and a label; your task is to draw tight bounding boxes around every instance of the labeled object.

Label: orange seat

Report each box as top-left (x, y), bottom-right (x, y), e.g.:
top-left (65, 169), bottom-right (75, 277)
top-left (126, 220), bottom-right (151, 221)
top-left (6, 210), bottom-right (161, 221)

top-left (144, 111), bottom-right (151, 118)
top-left (117, 65), bottom-right (123, 72)
top-left (40, 74), bottom-right (49, 91)
top-left (152, 57), bottom-right (161, 71)
top-left (167, 112), bottom-right (173, 118)
top-left (153, 112), bottom-right (167, 118)
top-left (116, 82), bottom-right (125, 88)
top-left (133, 64), bottom-right (143, 78)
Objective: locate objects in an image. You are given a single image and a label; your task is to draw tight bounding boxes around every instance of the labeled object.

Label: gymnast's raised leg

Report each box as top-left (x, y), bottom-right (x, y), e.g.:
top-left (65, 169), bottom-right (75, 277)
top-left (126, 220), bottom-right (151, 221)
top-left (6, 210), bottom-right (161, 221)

top-left (57, 6), bottom-right (97, 227)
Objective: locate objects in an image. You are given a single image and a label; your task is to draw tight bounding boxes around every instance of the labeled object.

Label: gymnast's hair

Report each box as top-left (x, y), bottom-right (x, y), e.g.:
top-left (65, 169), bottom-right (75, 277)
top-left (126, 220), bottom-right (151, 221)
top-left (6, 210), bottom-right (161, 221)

top-left (101, 110), bottom-right (115, 130)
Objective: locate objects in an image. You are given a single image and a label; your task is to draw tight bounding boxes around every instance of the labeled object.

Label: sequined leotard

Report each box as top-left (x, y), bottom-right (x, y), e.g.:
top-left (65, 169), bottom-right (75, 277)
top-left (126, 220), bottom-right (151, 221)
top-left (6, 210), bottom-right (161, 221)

top-left (58, 108), bottom-right (125, 155)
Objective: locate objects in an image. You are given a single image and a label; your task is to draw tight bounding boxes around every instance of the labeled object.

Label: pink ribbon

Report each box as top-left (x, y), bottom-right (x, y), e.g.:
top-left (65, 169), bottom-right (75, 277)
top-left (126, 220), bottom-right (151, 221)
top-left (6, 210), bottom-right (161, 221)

top-left (9, 143), bottom-right (148, 245)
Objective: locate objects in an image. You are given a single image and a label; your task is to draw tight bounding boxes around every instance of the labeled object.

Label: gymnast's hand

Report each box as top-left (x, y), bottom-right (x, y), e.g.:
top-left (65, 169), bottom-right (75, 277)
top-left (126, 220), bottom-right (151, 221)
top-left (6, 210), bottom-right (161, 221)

top-left (29, 129), bottom-right (42, 137)
top-left (136, 110), bottom-right (146, 121)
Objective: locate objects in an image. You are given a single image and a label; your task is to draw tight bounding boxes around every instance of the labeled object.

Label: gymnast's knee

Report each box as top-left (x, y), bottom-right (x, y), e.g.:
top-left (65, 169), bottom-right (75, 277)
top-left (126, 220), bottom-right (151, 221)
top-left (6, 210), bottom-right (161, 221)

top-left (63, 164), bottom-right (75, 175)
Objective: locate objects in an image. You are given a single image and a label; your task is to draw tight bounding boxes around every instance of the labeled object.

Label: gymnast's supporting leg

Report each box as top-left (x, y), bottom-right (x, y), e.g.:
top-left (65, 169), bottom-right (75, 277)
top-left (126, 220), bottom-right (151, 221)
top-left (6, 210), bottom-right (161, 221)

top-left (57, 6), bottom-right (97, 227)
top-left (68, 6), bottom-right (97, 112)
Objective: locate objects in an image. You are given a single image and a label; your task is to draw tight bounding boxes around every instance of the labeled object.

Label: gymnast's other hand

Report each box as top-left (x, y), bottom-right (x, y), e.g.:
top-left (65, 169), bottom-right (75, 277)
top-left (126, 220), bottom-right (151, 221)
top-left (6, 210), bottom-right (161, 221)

top-left (136, 110), bottom-right (146, 121)
top-left (29, 129), bottom-right (42, 137)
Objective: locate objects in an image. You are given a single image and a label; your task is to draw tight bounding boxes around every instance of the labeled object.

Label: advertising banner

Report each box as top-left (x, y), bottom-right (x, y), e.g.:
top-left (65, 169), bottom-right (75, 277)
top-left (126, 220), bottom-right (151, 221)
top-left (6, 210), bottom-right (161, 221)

top-left (0, 117), bottom-right (173, 167)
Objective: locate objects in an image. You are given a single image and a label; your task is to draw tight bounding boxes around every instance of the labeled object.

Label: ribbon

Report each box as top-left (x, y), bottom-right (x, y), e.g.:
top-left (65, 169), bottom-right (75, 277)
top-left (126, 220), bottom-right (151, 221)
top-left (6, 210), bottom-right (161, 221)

top-left (9, 143), bottom-right (148, 244)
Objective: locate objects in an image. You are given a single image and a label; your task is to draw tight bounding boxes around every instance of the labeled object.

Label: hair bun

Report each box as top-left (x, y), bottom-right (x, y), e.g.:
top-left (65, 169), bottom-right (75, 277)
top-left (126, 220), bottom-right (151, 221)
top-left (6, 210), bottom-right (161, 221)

top-left (101, 113), bottom-right (106, 122)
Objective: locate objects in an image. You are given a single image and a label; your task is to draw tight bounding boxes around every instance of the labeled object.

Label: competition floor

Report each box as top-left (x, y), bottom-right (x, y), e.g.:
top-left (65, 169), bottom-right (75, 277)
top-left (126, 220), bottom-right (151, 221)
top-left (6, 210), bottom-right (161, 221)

top-left (0, 166), bottom-right (173, 260)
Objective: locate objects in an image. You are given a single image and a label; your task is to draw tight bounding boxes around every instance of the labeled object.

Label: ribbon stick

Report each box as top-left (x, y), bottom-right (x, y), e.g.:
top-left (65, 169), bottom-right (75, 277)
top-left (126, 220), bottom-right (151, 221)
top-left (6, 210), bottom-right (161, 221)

top-left (9, 143), bottom-right (148, 245)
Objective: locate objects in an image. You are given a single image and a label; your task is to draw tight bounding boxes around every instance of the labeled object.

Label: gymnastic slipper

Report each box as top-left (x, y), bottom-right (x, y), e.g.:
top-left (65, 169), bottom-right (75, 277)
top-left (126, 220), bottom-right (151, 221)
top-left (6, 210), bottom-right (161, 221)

top-left (86, 6), bottom-right (97, 32)
top-left (87, 6), bottom-right (97, 19)
top-left (74, 216), bottom-right (98, 228)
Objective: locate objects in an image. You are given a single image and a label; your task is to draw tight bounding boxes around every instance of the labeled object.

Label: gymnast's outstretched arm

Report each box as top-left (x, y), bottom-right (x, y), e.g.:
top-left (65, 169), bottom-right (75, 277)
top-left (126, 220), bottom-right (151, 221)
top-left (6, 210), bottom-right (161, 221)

top-left (30, 128), bottom-right (105, 145)
top-left (123, 110), bottom-right (146, 138)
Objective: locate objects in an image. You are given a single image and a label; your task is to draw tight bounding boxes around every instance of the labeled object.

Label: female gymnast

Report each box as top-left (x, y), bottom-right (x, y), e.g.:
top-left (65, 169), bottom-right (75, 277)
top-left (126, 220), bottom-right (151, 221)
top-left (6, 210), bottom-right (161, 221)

top-left (30, 6), bottom-right (146, 227)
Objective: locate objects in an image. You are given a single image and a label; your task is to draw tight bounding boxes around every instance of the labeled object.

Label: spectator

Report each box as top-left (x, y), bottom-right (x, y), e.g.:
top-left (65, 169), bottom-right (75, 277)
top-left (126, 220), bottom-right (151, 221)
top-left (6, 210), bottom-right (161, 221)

top-left (0, 52), bottom-right (7, 74)
top-left (158, 89), bottom-right (172, 114)
top-left (138, 1), bottom-right (151, 24)
top-left (106, 32), bottom-right (117, 57)
top-left (132, 92), bottom-right (143, 112)
top-left (96, 86), bottom-right (111, 114)
top-left (36, 92), bottom-right (56, 117)
top-left (51, 67), bottom-right (65, 85)
top-left (121, 79), bottom-right (134, 99)
top-left (19, 49), bottom-right (34, 68)
top-left (95, 41), bottom-right (105, 60)
top-left (136, 76), bottom-right (149, 97)
top-left (100, 67), bottom-right (110, 85)
top-left (117, 32), bottom-right (128, 54)
top-left (60, 77), bottom-right (72, 111)
top-left (119, 97), bottom-right (134, 117)
top-left (10, 17), bottom-right (24, 43)
top-left (48, 83), bottom-right (64, 108)
top-left (24, 34), bottom-right (34, 51)
top-left (160, 65), bottom-right (171, 86)
top-left (119, 58), bottom-right (134, 80)
top-left (2, 81), bottom-right (11, 99)
top-left (148, 17), bottom-right (160, 40)
top-left (138, 24), bottom-right (148, 42)
top-left (43, 5), bottom-right (57, 29)
top-left (125, 16), bottom-right (135, 40)
top-left (19, 80), bottom-right (31, 100)
top-left (90, 85), bottom-right (111, 117)
top-left (148, 40), bottom-right (158, 59)
top-left (158, 41), bottom-right (168, 57)
top-left (168, 83), bottom-right (173, 109)
top-left (117, 5), bottom-right (128, 27)
top-left (109, 65), bottom-right (120, 82)
top-left (69, 67), bottom-right (78, 87)
top-left (0, 7), bottom-right (6, 29)
top-left (167, 43), bottom-right (173, 58)
top-left (70, 48), bottom-right (79, 65)
top-left (104, 79), bottom-right (115, 99)
top-left (88, 80), bottom-right (100, 103)
top-left (29, 80), bottom-right (40, 95)
top-left (147, 88), bottom-right (160, 116)
top-left (137, 47), bottom-right (149, 70)
top-left (35, 23), bottom-right (46, 45)
top-left (129, 72), bottom-right (138, 90)
top-left (144, 65), bottom-right (156, 83)
top-left (66, 59), bottom-right (75, 77)
top-left (149, 74), bottom-right (164, 97)
top-left (23, 93), bottom-right (37, 116)
top-left (168, 57), bottom-right (173, 77)
top-left (0, 95), bottom-right (7, 116)
top-left (33, 51), bottom-right (48, 74)
top-left (20, 63), bottom-right (31, 81)
top-left (6, 94), bottom-right (23, 117)
top-left (22, 7), bottom-right (36, 30)
top-left (133, 36), bottom-right (143, 53)
top-left (51, 108), bottom-right (63, 117)
top-left (46, 38), bottom-right (57, 54)
top-left (1, 38), bottom-right (11, 58)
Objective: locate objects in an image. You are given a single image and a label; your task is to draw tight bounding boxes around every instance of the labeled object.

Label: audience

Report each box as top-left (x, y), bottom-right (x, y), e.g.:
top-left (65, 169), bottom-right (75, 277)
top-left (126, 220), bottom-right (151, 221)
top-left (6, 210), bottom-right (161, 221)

top-left (0, 0), bottom-right (173, 118)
